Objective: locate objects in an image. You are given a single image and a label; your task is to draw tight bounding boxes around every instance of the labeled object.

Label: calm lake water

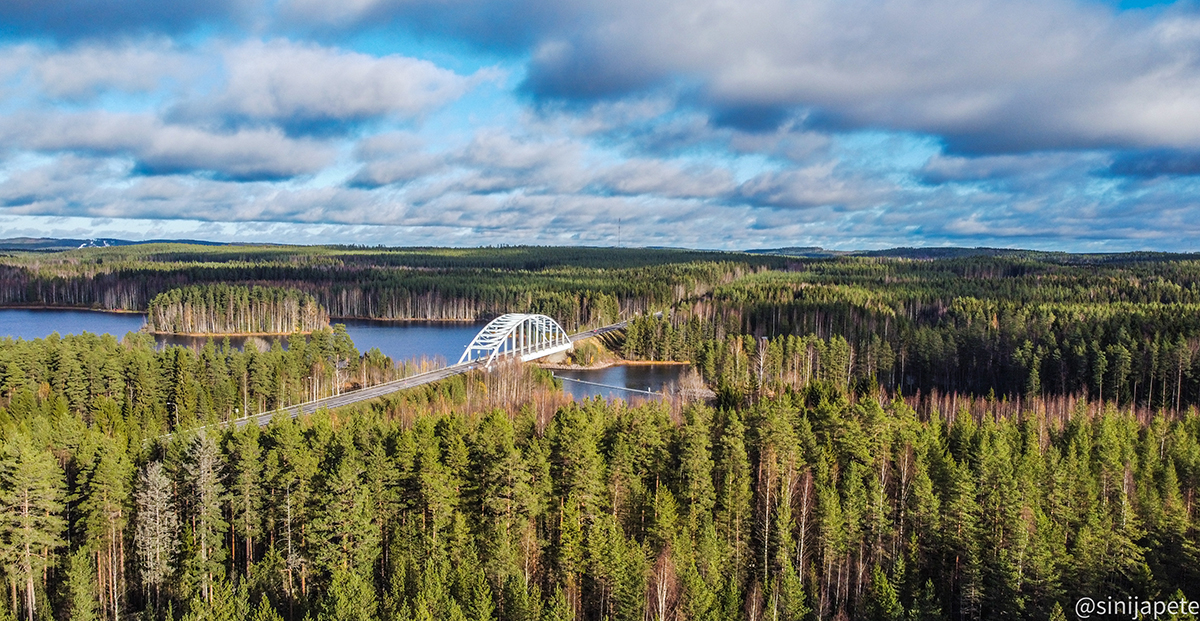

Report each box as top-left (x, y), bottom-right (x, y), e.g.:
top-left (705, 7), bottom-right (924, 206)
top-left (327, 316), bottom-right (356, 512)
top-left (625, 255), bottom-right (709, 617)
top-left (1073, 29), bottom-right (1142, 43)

top-left (0, 310), bottom-right (480, 365)
top-left (338, 319), bottom-right (484, 366)
top-left (0, 309), bottom-right (147, 341)
top-left (0, 308), bottom-right (687, 400)
top-left (553, 364), bottom-right (687, 401)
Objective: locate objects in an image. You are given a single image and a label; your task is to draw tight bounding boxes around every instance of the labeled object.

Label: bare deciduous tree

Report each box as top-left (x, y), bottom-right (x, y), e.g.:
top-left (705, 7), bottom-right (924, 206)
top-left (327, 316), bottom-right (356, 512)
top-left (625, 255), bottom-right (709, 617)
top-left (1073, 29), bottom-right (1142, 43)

top-left (135, 461), bottom-right (177, 610)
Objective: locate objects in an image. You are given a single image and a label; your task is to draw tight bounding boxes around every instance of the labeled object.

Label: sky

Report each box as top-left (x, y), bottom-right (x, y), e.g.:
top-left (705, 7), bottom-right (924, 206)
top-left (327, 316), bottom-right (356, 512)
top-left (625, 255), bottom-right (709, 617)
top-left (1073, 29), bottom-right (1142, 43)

top-left (0, 0), bottom-right (1198, 251)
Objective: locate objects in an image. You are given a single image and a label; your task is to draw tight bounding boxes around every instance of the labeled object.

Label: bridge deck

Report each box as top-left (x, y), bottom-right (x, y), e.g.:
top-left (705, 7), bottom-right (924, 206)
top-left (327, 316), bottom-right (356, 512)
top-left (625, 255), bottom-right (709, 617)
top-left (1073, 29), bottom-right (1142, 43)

top-left (222, 320), bottom-right (627, 429)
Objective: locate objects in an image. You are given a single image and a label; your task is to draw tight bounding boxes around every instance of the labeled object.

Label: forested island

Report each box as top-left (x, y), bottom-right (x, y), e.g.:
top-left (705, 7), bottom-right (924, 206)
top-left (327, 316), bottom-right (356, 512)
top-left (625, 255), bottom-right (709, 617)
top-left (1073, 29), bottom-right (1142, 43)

top-left (146, 285), bottom-right (330, 335)
top-left (0, 244), bottom-right (1198, 621)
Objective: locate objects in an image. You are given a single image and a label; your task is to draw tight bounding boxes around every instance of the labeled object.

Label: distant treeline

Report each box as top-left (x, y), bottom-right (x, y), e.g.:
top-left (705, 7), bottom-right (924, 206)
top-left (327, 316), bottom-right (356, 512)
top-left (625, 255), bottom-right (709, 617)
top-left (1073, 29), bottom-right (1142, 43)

top-left (146, 285), bottom-right (329, 335)
top-left (0, 245), bottom-right (767, 329)
top-left (626, 304), bottom-right (1200, 413)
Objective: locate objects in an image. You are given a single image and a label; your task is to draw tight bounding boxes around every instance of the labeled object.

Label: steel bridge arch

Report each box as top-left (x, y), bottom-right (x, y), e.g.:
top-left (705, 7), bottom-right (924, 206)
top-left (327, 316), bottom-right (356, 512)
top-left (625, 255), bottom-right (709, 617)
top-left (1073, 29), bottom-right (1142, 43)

top-left (458, 313), bottom-right (573, 367)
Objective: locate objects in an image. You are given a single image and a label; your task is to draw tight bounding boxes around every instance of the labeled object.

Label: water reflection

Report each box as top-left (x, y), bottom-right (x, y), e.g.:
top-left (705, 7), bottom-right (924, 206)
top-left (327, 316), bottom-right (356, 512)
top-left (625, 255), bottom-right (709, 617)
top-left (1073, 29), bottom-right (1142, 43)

top-left (552, 364), bottom-right (689, 401)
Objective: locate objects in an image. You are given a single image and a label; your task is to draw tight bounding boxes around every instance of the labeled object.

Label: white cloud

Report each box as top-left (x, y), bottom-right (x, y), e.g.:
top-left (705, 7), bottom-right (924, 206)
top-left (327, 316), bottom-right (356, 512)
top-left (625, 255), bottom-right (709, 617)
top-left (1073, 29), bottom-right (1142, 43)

top-left (737, 163), bottom-right (887, 210)
top-left (280, 0), bottom-right (383, 26)
top-left (2, 8), bottom-right (1200, 252)
top-left (593, 159), bottom-right (734, 199)
top-left (513, 0), bottom-right (1200, 151)
top-left (32, 41), bottom-right (194, 100)
top-left (350, 132), bottom-right (447, 187)
top-left (4, 111), bottom-right (335, 180)
top-left (186, 39), bottom-right (480, 127)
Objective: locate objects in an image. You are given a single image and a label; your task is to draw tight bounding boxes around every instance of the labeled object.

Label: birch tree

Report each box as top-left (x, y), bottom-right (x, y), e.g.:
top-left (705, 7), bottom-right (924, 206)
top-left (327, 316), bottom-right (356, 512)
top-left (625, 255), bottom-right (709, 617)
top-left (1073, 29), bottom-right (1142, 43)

top-left (135, 461), bottom-right (178, 609)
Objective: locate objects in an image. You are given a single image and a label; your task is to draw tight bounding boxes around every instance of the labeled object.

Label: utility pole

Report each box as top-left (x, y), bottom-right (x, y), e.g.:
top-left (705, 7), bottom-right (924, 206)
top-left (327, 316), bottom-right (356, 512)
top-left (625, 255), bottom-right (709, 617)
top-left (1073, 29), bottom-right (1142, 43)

top-left (618, 217), bottom-right (622, 247)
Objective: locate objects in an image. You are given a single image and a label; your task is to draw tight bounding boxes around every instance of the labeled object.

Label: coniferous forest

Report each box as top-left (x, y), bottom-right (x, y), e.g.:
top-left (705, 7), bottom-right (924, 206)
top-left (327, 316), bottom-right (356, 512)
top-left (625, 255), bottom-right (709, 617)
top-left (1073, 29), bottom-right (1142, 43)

top-left (146, 285), bottom-right (330, 335)
top-left (0, 244), bottom-right (1198, 621)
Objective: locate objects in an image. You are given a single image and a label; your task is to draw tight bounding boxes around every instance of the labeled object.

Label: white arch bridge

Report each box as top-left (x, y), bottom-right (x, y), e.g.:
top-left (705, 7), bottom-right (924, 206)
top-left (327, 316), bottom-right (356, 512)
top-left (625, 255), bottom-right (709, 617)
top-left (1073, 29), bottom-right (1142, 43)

top-left (458, 313), bottom-right (573, 366)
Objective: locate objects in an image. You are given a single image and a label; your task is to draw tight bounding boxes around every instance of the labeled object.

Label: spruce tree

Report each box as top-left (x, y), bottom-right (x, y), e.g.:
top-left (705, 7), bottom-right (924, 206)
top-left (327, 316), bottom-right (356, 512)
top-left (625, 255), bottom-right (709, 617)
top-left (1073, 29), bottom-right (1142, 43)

top-left (185, 433), bottom-right (227, 603)
top-left (863, 565), bottom-right (903, 621)
top-left (316, 569), bottom-right (378, 621)
top-left (65, 548), bottom-right (99, 621)
top-left (226, 425), bottom-right (263, 575)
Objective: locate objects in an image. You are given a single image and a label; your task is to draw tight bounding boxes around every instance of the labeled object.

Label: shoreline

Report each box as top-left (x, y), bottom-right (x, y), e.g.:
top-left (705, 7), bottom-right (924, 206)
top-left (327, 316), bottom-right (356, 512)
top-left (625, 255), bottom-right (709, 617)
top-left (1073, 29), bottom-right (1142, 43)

top-left (146, 330), bottom-right (317, 337)
top-left (538, 359), bottom-right (689, 370)
top-left (0, 305), bottom-right (144, 314)
top-left (0, 306), bottom-right (490, 324)
top-left (331, 316), bottom-right (482, 324)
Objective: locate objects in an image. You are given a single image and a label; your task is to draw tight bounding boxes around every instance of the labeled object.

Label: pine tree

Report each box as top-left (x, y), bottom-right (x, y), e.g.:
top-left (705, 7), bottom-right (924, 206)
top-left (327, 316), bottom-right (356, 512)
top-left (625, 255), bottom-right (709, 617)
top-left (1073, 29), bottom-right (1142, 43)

top-left (549, 404), bottom-right (607, 520)
top-left (678, 405), bottom-right (716, 532)
top-left (414, 418), bottom-right (458, 545)
top-left (309, 434), bottom-right (379, 575)
top-left (714, 409), bottom-right (752, 575)
top-left (470, 412), bottom-right (534, 587)
top-left (76, 433), bottom-right (133, 621)
top-left (262, 416), bottom-right (317, 603)
top-left (941, 457), bottom-right (982, 620)
top-left (0, 433), bottom-right (66, 621)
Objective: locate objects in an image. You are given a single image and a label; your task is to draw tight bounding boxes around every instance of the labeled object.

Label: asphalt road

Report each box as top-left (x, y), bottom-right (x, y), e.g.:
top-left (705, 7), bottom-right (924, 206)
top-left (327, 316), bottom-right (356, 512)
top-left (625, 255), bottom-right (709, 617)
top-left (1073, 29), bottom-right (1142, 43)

top-left (569, 320), bottom-right (627, 342)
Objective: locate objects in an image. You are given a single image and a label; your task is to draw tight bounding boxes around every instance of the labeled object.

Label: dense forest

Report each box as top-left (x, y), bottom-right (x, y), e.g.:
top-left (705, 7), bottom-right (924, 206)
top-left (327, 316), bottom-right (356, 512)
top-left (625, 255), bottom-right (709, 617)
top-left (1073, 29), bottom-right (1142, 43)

top-left (611, 256), bottom-right (1200, 414)
top-left (1, 245), bottom-right (1200, 620)
top-left (0, 327), bottom-right (1197, 621)
top-left (146, 286), bottom-right (330, 335)
top-left (0, 327), bottom-right (429, 440)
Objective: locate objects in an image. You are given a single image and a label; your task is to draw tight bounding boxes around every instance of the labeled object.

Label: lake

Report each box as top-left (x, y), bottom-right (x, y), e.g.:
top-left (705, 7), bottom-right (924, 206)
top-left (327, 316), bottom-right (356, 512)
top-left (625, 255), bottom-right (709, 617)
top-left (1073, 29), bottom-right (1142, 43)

top-left (0, 308), bottom-right (688, 400)
top-left (553, 364), bottom-right (689, 401)
top-left (0, 309), bottom-right (481, 364)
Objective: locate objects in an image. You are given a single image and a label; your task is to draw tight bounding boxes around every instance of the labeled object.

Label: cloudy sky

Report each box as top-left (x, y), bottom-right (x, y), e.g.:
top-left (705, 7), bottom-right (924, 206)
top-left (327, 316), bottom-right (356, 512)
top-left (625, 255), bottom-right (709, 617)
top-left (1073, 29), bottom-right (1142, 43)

top-left (0, 0), bottom-right (1197, 250)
